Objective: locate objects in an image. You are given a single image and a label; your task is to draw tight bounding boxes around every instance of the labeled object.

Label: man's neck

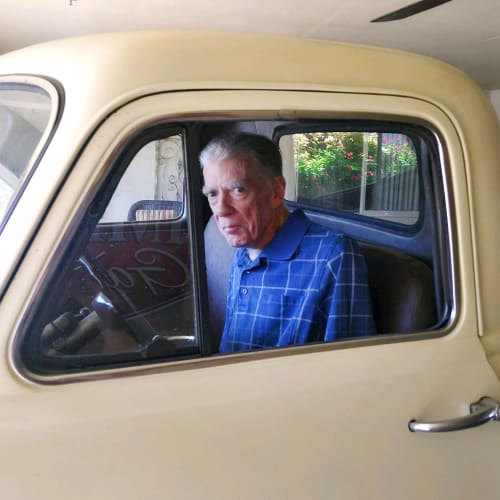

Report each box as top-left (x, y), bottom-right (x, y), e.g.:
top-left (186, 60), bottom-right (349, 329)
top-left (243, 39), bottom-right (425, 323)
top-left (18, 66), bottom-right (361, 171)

top-left (246, 205), bottom-right (289, 261)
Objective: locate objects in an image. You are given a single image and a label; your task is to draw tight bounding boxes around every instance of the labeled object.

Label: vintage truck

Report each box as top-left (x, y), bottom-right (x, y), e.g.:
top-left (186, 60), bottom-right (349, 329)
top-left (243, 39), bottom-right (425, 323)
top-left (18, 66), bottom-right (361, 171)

top-left (0, 31), bottom-right (499, 499)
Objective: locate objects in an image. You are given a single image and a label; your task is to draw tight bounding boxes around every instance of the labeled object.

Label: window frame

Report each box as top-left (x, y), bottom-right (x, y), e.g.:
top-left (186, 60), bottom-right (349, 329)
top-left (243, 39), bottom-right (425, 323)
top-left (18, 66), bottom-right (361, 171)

top-left (18, 123), bottom-right (212, 375)
top-left (17, 117), bottom-right (452, 376)
top-left (275, 120), bottom-right (427, 235)
top-left (9, 89), bottom-right (460, 384)
top-left (0, 76), bottom-right (62, 235)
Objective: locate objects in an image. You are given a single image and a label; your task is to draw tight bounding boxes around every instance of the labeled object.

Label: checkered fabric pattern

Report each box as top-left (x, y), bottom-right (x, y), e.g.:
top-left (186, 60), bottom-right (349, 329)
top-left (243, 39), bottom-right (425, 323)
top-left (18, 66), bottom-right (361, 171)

top-left (219, 210), bottom-right (375, 353)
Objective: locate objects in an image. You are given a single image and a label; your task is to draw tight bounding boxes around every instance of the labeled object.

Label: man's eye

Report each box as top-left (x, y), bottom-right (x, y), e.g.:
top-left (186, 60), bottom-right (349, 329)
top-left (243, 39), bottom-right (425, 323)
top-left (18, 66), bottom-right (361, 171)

top-left (205, 191), bottom-right (216, 198)
top-left (233, 186), bottom-right (245, 194)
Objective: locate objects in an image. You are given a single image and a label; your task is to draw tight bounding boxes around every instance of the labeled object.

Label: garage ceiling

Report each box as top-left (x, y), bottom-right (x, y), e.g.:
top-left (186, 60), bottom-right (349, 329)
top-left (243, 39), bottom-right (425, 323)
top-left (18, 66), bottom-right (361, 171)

top-left (1, 0), bottom-right (500, 89)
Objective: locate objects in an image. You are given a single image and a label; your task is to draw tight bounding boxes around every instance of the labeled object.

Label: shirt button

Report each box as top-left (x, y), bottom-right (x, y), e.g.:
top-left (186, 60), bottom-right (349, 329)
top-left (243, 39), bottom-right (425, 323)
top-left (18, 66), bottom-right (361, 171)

top-left (241, 288), bottom-right (248, 295)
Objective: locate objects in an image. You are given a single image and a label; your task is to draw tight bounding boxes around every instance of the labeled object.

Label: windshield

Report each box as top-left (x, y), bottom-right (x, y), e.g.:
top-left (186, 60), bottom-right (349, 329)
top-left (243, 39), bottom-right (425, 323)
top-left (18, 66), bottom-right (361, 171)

top-left (0, 83), bottom-right (52, 225)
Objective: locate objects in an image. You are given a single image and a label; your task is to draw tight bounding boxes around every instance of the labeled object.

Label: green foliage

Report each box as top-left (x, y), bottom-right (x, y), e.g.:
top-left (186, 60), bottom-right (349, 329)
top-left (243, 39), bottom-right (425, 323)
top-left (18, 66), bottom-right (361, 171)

top-left (294, 132), bottom-right (417, 201)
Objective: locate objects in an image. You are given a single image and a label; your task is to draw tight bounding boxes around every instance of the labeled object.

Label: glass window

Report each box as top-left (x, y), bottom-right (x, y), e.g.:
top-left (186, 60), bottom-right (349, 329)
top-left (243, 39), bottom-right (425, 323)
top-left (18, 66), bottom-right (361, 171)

top-left (19, 119), bottom-right (446, 378)
top-left (0, 83), bottom-right (52, 226)
top-left (21, 131), bottom-right (197, 373)
top-left (101, 135), bottom-right (184, 223)
top-left (280, 130), bottom-right (420, 226)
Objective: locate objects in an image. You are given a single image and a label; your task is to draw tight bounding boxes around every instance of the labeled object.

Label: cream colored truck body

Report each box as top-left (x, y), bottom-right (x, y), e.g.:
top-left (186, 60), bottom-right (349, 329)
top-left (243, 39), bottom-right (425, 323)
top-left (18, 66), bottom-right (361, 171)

top-left (0, 32), bottom-right (499, 499)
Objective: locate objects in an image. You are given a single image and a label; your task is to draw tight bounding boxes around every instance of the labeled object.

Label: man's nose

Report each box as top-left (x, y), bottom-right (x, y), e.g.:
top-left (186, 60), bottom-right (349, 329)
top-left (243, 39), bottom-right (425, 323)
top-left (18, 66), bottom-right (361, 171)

top-left (212, 191), bottom-right (233, 216)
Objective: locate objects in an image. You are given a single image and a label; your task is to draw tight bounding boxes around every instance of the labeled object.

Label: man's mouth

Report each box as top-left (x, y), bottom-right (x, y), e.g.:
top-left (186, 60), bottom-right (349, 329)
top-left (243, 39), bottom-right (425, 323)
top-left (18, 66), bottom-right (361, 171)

top-left (222, 225), bottom-right (240, 234)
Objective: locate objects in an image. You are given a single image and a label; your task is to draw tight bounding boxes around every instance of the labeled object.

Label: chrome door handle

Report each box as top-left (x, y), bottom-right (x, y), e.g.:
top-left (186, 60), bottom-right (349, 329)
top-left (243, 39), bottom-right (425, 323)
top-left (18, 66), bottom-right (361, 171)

top-left (409, 396), bottom-right (500, 432)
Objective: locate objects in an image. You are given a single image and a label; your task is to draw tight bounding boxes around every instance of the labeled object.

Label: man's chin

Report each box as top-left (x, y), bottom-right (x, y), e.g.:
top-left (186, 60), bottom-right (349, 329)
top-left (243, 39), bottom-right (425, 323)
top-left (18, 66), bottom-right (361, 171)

top-left (225, 237), bottom-right (246, 248)
top-left (217, 226), bottom-right (249, 247)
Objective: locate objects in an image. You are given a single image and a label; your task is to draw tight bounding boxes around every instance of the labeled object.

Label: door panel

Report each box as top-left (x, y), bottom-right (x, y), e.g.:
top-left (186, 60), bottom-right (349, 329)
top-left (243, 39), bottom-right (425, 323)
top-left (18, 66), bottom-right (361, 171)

top-left (2, 90), bottom-right (499, 499)
top-left (85, 221), bottom-right (192, 332)
top-left (1, 336), bottom-right (499, 499)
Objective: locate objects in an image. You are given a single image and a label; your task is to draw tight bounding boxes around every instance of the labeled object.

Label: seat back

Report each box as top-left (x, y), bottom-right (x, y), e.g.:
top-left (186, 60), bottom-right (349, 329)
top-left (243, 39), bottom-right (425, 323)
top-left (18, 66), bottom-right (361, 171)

top-left (203, 216), bottom-right (437, 343)
top-left (204, 216), bottom-right (235, 348)
top-left (359, 243), bottom-right (437, 333)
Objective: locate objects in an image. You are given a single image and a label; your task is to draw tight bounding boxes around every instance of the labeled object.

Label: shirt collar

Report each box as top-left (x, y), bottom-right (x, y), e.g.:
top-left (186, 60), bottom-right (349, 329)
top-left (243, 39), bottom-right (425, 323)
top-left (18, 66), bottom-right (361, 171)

top-left (235, 209), bottom-right (310, 267)
top-left (261, 209), bottom-right (310, 261)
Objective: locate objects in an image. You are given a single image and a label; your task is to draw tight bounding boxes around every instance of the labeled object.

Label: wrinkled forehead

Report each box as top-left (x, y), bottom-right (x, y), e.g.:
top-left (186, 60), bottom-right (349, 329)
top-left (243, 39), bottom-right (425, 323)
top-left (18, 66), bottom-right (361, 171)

top-left (202, 154), bottom-right (270, 185)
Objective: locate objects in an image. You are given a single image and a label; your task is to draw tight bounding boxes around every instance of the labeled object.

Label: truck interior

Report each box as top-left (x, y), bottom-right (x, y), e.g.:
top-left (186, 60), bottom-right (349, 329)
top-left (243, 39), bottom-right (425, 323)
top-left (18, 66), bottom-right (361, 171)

top-left (19, 117), bottom-right (450, 374)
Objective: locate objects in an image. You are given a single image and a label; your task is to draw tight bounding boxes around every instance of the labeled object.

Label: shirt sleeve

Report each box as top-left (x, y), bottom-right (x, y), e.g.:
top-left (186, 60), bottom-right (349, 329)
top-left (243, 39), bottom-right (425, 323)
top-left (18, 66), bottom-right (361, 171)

top-left (321, 236), bottom-right (375, 340)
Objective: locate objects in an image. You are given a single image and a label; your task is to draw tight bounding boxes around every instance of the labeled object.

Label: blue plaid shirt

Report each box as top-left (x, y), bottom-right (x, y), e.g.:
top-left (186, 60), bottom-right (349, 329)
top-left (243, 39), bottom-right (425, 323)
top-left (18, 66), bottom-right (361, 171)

top-left (219, 210), bottom-right (375, 352)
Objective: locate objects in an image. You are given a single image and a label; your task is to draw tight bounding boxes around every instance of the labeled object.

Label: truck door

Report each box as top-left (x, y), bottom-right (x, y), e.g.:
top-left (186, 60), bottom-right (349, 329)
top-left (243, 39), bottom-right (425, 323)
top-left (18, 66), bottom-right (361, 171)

top-left (2, 90), bottom-right (500, 499)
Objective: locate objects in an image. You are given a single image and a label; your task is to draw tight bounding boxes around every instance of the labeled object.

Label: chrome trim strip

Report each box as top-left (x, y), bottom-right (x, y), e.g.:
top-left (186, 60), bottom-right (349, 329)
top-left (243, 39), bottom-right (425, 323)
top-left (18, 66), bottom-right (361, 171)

top-left (433, 126), bottom-right (459, 331)
top-left (16, 330), bottom-right (443, 386)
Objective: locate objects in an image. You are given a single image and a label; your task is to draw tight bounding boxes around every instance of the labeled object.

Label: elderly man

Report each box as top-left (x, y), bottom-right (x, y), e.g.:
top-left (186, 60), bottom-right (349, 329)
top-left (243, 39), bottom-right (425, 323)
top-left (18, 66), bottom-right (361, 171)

top-left (200, 132), bottom-right (374, 353)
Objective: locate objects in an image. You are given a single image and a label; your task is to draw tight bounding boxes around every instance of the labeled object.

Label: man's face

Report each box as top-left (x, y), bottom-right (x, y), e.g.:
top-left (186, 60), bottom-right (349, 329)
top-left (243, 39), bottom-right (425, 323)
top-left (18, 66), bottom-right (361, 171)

top-left (202, 155), bottom-right (285, 249)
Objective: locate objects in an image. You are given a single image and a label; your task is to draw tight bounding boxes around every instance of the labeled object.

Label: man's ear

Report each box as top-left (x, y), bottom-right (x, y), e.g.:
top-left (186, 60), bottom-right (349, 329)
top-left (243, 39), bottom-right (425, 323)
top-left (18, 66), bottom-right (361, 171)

top-left (271, 176), bottom-right (286, 207)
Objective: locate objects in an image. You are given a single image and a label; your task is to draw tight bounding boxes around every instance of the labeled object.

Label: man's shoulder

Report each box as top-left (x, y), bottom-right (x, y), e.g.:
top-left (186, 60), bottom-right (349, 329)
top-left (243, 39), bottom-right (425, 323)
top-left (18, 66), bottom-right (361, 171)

top-left (304, 217), bottom-right (349, 242)
top-left (301, 218), bottom-right (358, 256)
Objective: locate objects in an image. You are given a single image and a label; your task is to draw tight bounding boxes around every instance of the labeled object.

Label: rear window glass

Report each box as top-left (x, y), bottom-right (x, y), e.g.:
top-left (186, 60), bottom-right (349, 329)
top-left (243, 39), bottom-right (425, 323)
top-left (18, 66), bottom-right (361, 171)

top-left (280, 130), bottom-right (420, 226)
